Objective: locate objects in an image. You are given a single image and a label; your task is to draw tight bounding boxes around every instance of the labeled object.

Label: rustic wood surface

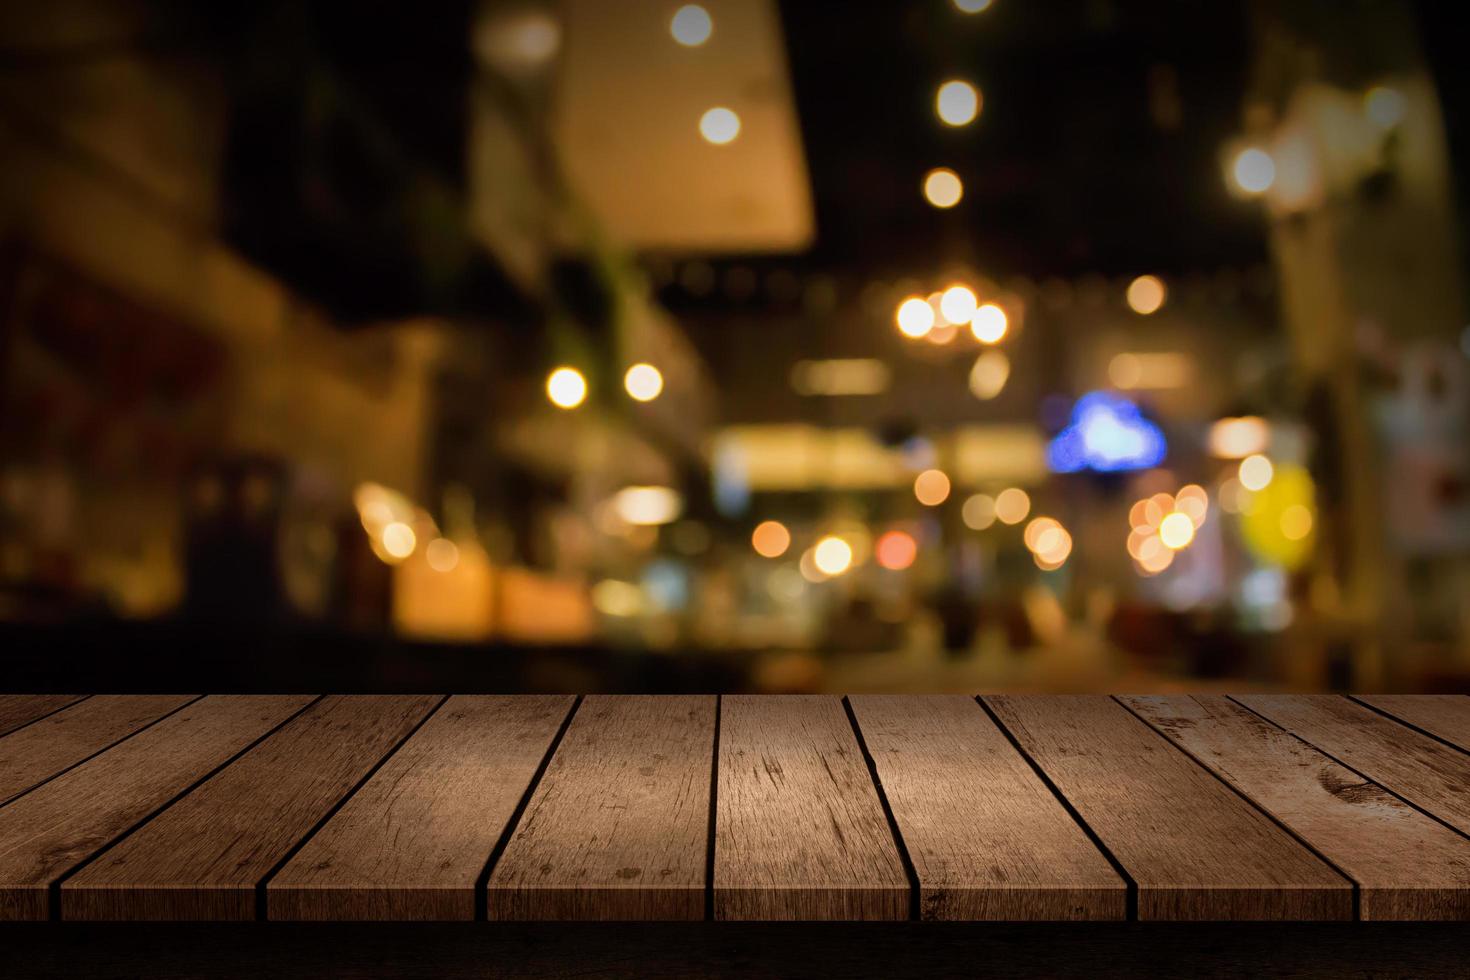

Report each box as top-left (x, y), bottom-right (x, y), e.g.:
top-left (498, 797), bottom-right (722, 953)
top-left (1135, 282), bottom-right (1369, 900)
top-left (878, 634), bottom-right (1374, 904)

top-left (984, 695), bottom-right (1351, 920)
top-left (849, 695), bottom-right (1126, 920)
top-left (487, 695), bottom-right (715, 920)
top-left (1123, 695), bottom-right (1470, 920)
top-left (714, 695), bottom-right (909, 920)
top-left (0, 695), bottom-right (198, 804)
top-left (0, 694), bottom-right (1465, 923)
top-left (0, 695), bottom-right (86, 737)
top-left (0, 695), bottom-right (315, 920)
top-left (61, 695), bottom-right (441, 920)
top-left (1353, 695), bottom-right (1470, 751)
top-left (1236, 695), bottom-right (1470, 836)
top-left (272, 695), bottom-right (574, 921)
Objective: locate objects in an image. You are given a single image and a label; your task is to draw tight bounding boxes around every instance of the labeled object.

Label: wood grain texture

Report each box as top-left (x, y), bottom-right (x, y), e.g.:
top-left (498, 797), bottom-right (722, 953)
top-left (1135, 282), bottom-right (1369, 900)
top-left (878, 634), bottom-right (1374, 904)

top-left (0, 695), bottom-right (198, 804)
top-left (1236, 695), bottom-right (1470, 836)
top-left (270, 695), bottom-right (574, 921)
top-left (1124, 695), bottom-right (1470, 920)
top-left (984, 696), bottom-right (1350, 921)
top-left (848, 695), bottom-right (1124, 920)
top-left (715, 695), bottom-right (909, 921)
top-left (1354, 696), bottom-right (1470, 752)
top-left (0, 695), bottom-right (313, 920)
top-left (0, 695), bottom-right (86, 737)
top-left (487, 696), bottom-right (714, 921)
top-left (62, 695), bottom-right (440, 921)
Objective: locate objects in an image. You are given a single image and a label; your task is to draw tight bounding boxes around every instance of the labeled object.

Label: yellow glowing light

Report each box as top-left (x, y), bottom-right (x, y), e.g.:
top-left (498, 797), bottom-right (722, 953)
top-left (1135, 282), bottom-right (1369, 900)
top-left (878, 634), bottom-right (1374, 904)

top-left (670, 4), bottom-right (713, 46)
top-left (936, 80), bottom-right (981, 127)
top-left (699, 107), bottom-right (741, 145)
top-left (875, 530), bottom-right (918, 570)
top-left (970, 304), bottom-right (1007, 343)
top-left (914, 468), bottom-right (952, 506)
top-left (995, 487), bottom-right (1030, 525)
top-left (1208, 416), bottom-right (1268, 458)
top-left (592, 579), bottom-right (643, 617)
top-left (1158, 511), bottom-right (1196, 550)
top-left (923, 167), bottom-right (963, 208)
top-left (1175, 484), bottom-right (1208, 527)
top-left (962, 493), bottom-right (996, 530)
top-left (1107, 351), bottom-right (1193, 390)
top-left (1138, 545), bottom-right (1175, 575)
top-left (896, 295), bottom-right (936, 338)
top-left (926, 321), bottom-right (959, 345)
top-left (1023, 517), bottom-right (1060, 553)
top-left (968, 350), bottom-right (1010, 400)
top-left (1126, 275), bottom-right (1166, 315)
top-left (546, 366), bottom-right (587, 408)
top-left (1239, 454), bottom-right (1274, 492)
top-left (751, 520), bottom-right (791, 558)
top-left (813, 535), bottom-right (854, 576)
top-left (1126, 527), bottom-right (1152, 560)
top-left (1232, 147), bottom-right (1276, 195)
top-left (940, 285), bottom-right (978, 324)
top-left (1035, 527), bottom-right (1072, 567)
top-left (1280, 504), bottom-right (1313, 541)
top-left (612, 486), bottom-right (683, 526)
top-left (1364, 85), bottom-right (1406, 130)
top-left (424, 537), bottom-right (459, 572)
top-left (623, 363), bottom-right (664, 402)
top-left (953, 0), bottom-right (994, 12)
top-left (380, 522), bottom-right (417, 561)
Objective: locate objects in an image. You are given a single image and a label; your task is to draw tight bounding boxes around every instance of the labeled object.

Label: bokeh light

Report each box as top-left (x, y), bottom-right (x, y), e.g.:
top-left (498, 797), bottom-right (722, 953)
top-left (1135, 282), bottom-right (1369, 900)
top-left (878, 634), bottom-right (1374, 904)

top-left (962, 493), bottom-right (996, 530)
top-left (380, 522), bottom-right (417, 561)
top-left (813, 535), bottom-right (854, 576)
top-left (940, 284), bottom-right (978, 324)
top-left (970, 303), bottom-right (1008, 343)
top-left (699, 107), bottom-right (741, 145)
top-left (936, 80), bottom-right (981, 127)
top-left (1158, 511), bottom-right (1196, 550)
top-left (969, 350), bottom-right (1010, 399)
top-left (896, 295), bottom-right (936, 337)
top-left (670, 5), bottom-right (713, 46)
top-left (923, 168), bottom-right (964, 208)
top-left (623, 363), bottom-right (663, 401)
top-left (546, 366), bottom-right (587, 408)
top-left (751, 520), bottom-right (791, 558)
top-left (1208, 416), bottom-right (1268, 458)
top-left (1364, 85), bottom-right (1406, 130)
top-left (1126, 275), bottom-right (1166, 315)
top-left (995, 487), bottom-right (1031, 525)
top-left (1239, 453), bottom-right (1274, 491)
top-left (1231, 147), bottom-right (1275, 195)
top-left (424, 537), bottom-right (459, 572)
top-left (914, 468), bottom-right (952, 506)
top-left (875, 530), bottom-right (918, 570)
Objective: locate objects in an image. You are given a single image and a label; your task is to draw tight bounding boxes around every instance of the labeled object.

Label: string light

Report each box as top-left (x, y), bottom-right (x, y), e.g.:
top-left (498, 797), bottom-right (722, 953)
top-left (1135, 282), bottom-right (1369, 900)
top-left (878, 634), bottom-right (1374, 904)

top-left (896, 296), bottom-right (936, 337)
top-left (970, 304), bottom-right (1007, 343)
top-left (623, 363), bottom-right (664, 402)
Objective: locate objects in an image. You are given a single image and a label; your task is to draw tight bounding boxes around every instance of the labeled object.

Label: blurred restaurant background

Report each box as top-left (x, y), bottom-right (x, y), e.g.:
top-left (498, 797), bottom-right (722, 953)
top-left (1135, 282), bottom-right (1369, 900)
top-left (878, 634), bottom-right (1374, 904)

top-left (2, 0), bottom-right (1468, 693)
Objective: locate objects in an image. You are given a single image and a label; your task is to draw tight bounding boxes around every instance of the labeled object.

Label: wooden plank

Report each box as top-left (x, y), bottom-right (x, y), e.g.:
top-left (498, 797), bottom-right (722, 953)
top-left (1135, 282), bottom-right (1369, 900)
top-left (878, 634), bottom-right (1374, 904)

top-left (849, 695), bottom-right (1125, 920)
top-left (1353, 695), bottom-right (1470, 752)
top-left (1124, 695), bottom-right (1470, 920)
top-left (715, 695), bottom-right (909, 921)
top-left (0, 695), bottom-right (314, 921)
top-left (0, 695), bottom-right (86, 737)
top-left (0, 695), bottom-right (198, 804)
top-left (984, 695), bottom-right (1350, 920)
top-left (487, 696), bottom-right (714, 921)
top-left (269, 695), bottom-right (574, 921)
top-left (1236, 695), bottom-right (1470, 836)
top-left (62, 695), bottom-right (440, 921)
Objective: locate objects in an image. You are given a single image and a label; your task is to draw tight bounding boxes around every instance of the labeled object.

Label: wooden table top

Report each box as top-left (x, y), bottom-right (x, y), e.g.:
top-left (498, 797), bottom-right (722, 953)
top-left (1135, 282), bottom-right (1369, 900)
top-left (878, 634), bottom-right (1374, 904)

top-left (1, 693), bottom-right (1467, 923)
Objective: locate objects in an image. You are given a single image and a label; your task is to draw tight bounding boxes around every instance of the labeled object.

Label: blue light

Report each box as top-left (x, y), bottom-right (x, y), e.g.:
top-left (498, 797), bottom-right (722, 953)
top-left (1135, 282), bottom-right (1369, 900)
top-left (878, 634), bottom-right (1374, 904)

top-left (1046, 391), bottom-right (1166, 473)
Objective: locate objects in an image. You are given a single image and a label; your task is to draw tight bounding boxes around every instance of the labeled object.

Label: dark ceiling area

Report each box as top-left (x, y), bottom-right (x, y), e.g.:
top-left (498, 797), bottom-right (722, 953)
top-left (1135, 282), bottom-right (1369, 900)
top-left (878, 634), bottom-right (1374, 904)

top-left (775, 0), bottom-right (1264, 281)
